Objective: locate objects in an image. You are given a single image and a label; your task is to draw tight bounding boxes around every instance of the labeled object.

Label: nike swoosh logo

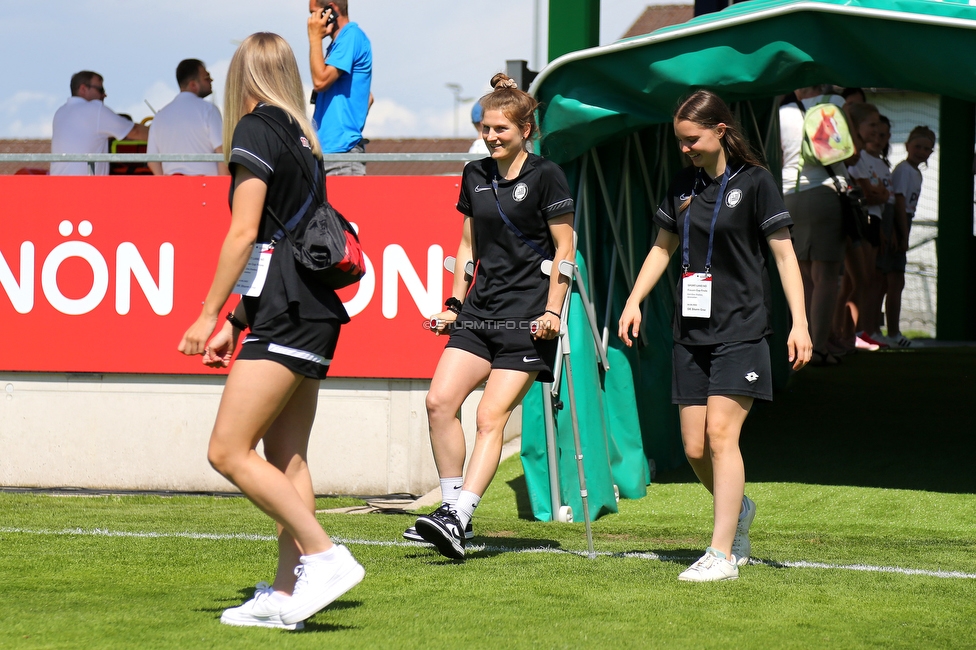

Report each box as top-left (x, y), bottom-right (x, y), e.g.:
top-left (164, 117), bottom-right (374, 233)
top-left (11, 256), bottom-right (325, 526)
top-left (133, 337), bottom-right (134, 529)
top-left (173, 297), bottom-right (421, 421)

top-left (242, 337), bottom-right (260, 344)
top-left (474, 185), bottom-right (492, 192)
top-left (452, 485), bottom-right (462, 490)
top-left (523, 356), bottom-right (540, 363)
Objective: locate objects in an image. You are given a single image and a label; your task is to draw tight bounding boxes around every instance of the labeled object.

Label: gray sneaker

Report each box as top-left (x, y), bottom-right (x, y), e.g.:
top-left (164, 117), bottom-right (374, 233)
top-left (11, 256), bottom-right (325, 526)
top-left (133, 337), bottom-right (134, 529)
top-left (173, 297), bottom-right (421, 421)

top-left (732, 496), bottom-right (756, 566)
top-left (678, 548), bottom-right (739, 582)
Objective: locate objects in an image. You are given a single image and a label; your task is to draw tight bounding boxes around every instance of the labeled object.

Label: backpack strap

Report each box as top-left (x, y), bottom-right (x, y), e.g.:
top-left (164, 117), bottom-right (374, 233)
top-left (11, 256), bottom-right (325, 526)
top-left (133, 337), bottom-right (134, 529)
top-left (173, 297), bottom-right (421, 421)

top-left (249, 110), bottom-right (324, 243)
top-left (790, 96), bottom-right (806, 193)
top-left (490, 160), bottom-right (553, 261)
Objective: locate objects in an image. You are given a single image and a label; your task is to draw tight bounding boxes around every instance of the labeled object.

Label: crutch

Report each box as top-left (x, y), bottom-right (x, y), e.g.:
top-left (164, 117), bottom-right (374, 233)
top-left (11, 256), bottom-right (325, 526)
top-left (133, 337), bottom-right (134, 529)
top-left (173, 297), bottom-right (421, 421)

top-left (542, 257), bottom-right (597, 559)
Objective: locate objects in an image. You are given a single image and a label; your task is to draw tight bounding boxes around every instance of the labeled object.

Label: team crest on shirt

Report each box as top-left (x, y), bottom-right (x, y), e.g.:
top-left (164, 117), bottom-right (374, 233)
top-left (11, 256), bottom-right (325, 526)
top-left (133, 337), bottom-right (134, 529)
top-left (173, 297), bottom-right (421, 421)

top-left (300, 136), bottom-right (311, 150)
top-left (725, 188), bottom-right (742, 208)
top-left (513, 182), bottom-right (529, 202)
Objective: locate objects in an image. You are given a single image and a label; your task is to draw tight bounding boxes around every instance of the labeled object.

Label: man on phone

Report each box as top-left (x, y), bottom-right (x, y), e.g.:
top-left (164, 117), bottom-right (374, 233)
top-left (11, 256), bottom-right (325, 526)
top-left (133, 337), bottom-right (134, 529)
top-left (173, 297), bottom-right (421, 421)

top-left (307, 0), bottom-right (373, 176)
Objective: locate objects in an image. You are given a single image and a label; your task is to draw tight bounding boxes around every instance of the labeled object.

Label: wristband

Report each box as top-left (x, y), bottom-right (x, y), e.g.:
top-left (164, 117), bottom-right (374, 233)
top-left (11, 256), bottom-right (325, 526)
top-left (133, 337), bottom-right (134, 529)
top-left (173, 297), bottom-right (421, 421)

top-left (545, 309), bottom-right (562, 319)
top-left (445, 297), bottom-right (463, 315)
top-left (226, 312), bottom-right (248, 331)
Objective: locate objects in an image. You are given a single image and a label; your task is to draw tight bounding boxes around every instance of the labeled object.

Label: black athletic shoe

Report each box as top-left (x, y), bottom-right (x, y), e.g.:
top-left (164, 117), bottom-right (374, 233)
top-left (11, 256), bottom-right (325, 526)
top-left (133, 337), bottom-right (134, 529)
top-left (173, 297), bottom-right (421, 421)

top-left (414, 504), bottom-right (465, 560)
top-left (403, 521), bottom-right (473, 543)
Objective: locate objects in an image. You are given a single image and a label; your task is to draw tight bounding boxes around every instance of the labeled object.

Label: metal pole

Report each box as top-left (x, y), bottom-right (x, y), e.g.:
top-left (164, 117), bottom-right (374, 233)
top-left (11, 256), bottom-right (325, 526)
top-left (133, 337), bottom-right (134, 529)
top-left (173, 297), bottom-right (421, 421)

top-left (542, 382), bottom-right (562, 517)
top-left (561, 325), bottom-right (597, 559)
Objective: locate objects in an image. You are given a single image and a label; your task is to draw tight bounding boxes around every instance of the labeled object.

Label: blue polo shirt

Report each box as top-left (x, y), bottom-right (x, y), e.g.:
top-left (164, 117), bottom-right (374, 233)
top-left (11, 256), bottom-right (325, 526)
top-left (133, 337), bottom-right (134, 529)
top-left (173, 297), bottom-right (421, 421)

top-left (312, 22), bottom-right (372, 154)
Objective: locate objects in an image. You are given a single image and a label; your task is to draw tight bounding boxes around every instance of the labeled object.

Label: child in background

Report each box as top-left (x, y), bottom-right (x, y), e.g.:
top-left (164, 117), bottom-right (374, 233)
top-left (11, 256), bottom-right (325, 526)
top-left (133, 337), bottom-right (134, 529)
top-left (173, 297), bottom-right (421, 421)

top-left (879, 126), bottom-right (936, 347)
top-left (846, 104), bottom-right (890, 350)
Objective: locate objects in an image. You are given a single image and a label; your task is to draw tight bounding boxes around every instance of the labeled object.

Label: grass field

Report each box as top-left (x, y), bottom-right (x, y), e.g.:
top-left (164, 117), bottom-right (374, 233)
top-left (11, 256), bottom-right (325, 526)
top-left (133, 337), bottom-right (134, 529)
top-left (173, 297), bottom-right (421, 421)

top-left (2, 348), bottom-right (975, 649)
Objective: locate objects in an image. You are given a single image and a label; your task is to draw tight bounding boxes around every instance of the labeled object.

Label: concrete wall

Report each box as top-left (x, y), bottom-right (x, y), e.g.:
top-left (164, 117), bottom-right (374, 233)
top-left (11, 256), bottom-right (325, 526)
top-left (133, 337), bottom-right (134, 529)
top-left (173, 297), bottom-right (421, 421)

top-left (0, 373), bottom-right (520, 496)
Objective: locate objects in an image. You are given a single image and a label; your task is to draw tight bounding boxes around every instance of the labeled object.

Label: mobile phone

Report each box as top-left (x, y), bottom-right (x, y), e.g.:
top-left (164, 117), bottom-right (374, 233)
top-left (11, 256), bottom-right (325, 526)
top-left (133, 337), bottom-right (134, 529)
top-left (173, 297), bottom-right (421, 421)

top-left (324, 5), bottom-right (338, 26)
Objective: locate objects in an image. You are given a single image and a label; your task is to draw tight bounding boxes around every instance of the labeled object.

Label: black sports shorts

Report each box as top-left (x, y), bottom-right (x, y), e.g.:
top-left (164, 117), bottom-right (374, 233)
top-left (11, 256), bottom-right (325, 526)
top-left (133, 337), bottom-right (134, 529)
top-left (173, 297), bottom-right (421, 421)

top-left (672, 338), bottom-right (773, 405)
top-left (445, 314), bottom-right (558, 383)
top-left (237, 306), bottom-right (340, 380)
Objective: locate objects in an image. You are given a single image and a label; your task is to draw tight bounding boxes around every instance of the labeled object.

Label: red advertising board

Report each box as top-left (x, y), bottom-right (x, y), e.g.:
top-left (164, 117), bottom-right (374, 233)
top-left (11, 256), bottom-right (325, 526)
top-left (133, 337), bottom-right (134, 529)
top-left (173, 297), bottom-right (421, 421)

top-left (0, 176), bottom-right (462, 378)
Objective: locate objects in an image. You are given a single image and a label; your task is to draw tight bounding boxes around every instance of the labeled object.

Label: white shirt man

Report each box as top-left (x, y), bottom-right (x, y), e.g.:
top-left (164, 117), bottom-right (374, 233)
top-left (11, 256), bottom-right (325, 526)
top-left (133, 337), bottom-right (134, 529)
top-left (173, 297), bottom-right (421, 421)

top-left (146, 59), bottom-right (227, 176)
top-left (50, 71), bottom-right (148, 176)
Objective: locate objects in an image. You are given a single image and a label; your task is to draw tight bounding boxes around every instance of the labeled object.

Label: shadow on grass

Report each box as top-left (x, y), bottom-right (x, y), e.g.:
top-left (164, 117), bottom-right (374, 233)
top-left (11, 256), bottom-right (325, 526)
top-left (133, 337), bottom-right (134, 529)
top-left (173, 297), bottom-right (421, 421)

top-left (204, 588), bottom-right (363, 632)
top-left (300, 600), bottom-right (362, 633)
top-left (653, 348), bottom-right (976, 494)
top-left (409, 536), bottom-right (564, 564)
top-left (504, 473), bottom-right (536, 520)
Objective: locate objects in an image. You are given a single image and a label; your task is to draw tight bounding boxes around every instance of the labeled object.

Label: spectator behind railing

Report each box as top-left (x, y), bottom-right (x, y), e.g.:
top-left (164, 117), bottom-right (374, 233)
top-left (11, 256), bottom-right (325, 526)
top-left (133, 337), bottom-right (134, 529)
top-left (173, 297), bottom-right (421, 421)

top-left (307, 0), bottom-right (373, 176)
top-left (50, 71), bottom-right (149, 176)
top-left (147, 59), bottom-right (229, 176)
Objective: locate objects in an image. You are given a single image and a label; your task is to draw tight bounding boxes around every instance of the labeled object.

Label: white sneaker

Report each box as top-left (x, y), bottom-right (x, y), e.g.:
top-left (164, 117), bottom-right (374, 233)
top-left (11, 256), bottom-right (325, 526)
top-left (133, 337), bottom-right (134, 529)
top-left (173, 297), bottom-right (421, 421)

top-left (220, 582), bottom-right (303, 630)
top-left (279, 545), bottom-right (365, 625)
top-left (732, 495), bottom-right (756, 566)
top-left (678, 548), bottom-right (739, 582)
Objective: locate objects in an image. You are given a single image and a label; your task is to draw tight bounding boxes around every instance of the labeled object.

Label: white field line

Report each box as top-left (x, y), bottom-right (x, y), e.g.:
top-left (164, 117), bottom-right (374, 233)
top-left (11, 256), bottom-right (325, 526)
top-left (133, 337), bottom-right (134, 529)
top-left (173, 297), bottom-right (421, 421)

top-left (3, 526), bottom-right (974, 581)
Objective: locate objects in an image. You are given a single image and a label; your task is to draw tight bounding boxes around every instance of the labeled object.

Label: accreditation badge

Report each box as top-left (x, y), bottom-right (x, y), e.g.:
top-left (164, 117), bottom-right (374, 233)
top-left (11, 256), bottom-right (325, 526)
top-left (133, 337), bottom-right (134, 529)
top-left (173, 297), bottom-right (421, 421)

top-left (233, 242), bottom-right (274, 297)
top-left (681, 272), bottom-right (712, 318)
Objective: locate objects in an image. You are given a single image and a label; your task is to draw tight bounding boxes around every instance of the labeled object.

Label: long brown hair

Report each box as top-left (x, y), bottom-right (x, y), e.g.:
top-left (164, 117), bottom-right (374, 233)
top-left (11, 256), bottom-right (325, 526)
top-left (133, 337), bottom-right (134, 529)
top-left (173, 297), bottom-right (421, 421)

top-left (674, 89), bottom-right (764, 170)
top-left (674, 90), bottom-right (763, 212)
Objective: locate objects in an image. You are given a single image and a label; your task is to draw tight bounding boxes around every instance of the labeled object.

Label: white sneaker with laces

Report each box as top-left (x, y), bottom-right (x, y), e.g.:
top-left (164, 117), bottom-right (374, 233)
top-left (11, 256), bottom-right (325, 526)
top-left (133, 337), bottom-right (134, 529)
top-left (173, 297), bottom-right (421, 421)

top-left (678, 548), bottom-right (739, 582)
top-left (220, 582), bottom-right (303, 630)
top-left (732, 495), bottom-right (756, 566)
top-left (279, 545), bottom-right (365, 626)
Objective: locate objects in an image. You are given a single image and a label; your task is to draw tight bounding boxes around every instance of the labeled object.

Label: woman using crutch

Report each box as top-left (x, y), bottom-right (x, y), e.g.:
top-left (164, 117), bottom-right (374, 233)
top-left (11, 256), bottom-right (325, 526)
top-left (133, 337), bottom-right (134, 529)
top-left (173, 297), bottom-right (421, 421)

top-left (178, 32), bottom-right (363, 628)
top-left (619, 90), bottom-right (811, 581)
top-left (406, 73), bottom-right (575, 560)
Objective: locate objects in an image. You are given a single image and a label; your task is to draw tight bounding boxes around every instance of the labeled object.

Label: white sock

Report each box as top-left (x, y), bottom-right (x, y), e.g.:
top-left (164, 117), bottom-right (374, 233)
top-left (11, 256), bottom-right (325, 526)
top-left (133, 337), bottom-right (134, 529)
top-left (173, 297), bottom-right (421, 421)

top-left (269, 590), bottom-right (291, 604)
top-left (440, 477), bottom-right (463, 505)
top-left (302, 545), bottom-right (338, 564)
top-left (454, 490), bottom-right (481, 529)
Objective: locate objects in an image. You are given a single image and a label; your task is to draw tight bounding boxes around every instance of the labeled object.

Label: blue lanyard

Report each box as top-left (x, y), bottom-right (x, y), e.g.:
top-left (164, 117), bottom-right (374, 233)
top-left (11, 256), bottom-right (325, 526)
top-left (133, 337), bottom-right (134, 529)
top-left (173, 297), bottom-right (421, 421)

top-left (682, 167), bottom-right (730, 274)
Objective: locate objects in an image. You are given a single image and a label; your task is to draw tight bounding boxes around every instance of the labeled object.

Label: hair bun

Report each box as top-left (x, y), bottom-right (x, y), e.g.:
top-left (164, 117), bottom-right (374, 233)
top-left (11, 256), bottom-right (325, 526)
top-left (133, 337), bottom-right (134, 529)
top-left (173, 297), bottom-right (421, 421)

top-left (490, 73), bottom-right (518, 90)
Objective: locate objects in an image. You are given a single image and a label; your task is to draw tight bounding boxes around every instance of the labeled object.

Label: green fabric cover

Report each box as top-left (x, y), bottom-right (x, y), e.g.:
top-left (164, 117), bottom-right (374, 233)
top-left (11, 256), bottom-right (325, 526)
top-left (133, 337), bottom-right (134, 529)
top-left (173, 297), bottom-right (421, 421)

top-left (520, 254), bottom-right (648, 522)
top-left (534, 0), bottom-right (976, 164)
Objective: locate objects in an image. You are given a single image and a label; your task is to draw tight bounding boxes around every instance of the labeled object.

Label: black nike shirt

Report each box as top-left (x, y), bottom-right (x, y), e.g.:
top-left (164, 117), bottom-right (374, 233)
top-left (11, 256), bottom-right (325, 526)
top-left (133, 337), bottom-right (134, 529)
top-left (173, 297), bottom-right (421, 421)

top-left (654, 163), bottom-right (792, 345)
top-left (456, 154), bottom-right (574, 319)
top-left (229, 104), bottom-right (348, 324)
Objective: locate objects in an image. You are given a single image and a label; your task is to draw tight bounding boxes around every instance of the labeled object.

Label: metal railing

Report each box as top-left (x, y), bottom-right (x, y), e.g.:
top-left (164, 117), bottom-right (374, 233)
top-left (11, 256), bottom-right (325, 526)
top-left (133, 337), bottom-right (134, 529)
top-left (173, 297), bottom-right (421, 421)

top-left (0, 152), bottom-right (482, 175)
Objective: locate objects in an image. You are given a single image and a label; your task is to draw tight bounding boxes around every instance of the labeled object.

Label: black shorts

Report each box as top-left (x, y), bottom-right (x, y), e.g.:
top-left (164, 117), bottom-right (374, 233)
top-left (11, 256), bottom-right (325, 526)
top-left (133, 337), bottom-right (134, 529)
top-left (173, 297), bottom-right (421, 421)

top-left (672, 338), bottom-right (773, 405)
top-left (864, 214), bottom-right (882, 247)
top-left (445, 315), bottom-right (558, 383)
top-left (238, 306), bottom-right (340, 380)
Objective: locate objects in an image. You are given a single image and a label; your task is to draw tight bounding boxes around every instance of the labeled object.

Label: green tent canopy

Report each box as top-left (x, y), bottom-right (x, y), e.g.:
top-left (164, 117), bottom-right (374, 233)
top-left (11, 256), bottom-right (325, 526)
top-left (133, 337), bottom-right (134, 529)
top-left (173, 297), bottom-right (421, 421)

top-left (534, 0), bottom-right (976, 165)
top-left (517, 0), bottom-right (976, 522)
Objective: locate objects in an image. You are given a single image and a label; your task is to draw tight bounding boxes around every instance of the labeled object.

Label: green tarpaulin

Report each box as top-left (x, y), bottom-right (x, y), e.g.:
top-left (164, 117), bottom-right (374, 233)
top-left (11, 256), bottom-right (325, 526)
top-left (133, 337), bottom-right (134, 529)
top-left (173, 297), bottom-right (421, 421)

top-left (534, 0), bottom-right (976, 165)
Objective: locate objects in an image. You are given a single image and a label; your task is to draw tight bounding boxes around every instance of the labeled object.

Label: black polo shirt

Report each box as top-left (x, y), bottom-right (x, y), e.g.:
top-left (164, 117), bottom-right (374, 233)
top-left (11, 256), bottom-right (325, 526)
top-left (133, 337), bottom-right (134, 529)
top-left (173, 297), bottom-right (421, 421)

top-left (229, 104), bottom-right (348, 324)
top-left (654, 163), bottom-right (792, 345)
top-left (457, 154), bottom-right (574, 319)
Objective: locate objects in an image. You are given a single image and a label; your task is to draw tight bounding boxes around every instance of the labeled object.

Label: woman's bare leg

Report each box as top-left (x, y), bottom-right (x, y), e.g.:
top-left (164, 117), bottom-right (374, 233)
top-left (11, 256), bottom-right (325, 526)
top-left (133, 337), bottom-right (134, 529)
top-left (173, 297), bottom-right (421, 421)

top-left (261, 376), bottom-right (321, 595)
top-left (462, 368), bottom-right (537, 496)
top-left (425, 348), bottom-right (493, 478)
top-left (703, 395), bottom-right (753, 559)
top-left (207, 360), bottom-right (332, 563)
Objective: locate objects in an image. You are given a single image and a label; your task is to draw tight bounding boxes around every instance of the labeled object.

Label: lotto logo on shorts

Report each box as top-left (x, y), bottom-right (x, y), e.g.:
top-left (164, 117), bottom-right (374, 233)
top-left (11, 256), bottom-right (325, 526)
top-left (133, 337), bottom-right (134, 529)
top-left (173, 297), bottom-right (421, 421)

top-left (744, 371), bottom-right (759, 383)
